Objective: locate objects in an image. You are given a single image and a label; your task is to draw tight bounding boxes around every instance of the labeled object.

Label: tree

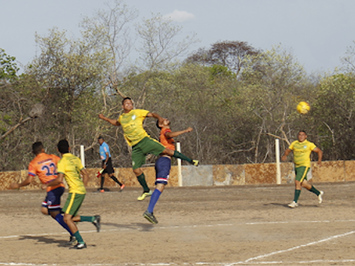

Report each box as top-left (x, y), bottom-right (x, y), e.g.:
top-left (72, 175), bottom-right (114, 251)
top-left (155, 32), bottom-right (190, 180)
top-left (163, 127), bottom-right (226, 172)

top-left (186, 41), bottom-right (259, 77)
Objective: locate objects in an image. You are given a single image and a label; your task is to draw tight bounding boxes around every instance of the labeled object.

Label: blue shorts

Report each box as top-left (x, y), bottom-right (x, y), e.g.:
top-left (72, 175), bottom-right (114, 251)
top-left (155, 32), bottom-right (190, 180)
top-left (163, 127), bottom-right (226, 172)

top-left (42, 186), bottom-right (65, 213)
top-left (155, 156), bottom-right (171, 185)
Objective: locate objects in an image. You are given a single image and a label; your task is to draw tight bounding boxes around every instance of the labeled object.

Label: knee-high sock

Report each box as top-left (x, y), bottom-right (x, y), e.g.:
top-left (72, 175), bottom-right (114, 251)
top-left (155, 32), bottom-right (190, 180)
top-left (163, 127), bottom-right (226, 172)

top-left (309, 185), bottom-right (320, 196)
top-left (173, 151), bottom-right (193, 164)
top-left (110, 175), bottom-right (122, 186)
top-left (54, 213), bottom-right (73, 236)
top-left (100, 175), bottom-right (105, 189)
top-left (137, 173), bottom-right (150, 192)
top-left (147, 189), bottom-right (162, 213)
top-left (294, 189), bottom-right (301, 203)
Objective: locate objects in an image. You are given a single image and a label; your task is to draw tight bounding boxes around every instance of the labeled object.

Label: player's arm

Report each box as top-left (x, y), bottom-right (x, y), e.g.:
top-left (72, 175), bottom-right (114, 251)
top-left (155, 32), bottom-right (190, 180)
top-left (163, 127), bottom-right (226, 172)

top-left (80, 168), bottom-right (89, 187)
top-left (147, 112), bottom-right (164, 124)
top-left (313, 147), bottom-right (323, 164)
top-left (9, 175), bottom-right (34, 189)
top-left (102, 153), bottom-right (109, 169)
top-left (43, 173), bottom-right (64, 190)
top-left (166, 127), bottom-right (193, 138)
top-left (281, 148), bottom-right (292, 161)
top-left (98, 114), bottom-right (120, 126)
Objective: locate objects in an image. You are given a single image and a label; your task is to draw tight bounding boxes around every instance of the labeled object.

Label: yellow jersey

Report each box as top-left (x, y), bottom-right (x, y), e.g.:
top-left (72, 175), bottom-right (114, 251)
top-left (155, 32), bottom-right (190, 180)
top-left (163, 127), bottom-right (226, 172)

top-left (118, 109), bottom-right (150, 146)
top-left (57, 153), bottom-right (86, 194)
top-left (289, 140), bottom-right (316, 168)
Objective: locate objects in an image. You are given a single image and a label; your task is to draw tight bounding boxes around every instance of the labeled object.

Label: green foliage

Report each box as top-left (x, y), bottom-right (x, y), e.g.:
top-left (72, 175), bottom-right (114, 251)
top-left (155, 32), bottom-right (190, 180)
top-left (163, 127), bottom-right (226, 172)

top-left (0, 48), bottom-right (19, 80)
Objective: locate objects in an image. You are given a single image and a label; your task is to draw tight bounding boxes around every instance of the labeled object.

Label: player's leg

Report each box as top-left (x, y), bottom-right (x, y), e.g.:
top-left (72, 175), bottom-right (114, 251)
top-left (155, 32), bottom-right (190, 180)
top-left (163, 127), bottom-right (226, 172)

top-left (62, 193), bottom-right (87, 249)
top-left (44, 187), bottom-right (74, 238)
top-left (106, 158), bottom-right (124, 188)
top-left (288, 167), bottom-right (306, 208)
top-left (132, 143), bottom-right (152, 199)
top-left (302, 179), bottom-right (324, 203)
top-left (162, 148), bottom-right (199, 166)
top-left (100, 174), bottom-right (105, 192)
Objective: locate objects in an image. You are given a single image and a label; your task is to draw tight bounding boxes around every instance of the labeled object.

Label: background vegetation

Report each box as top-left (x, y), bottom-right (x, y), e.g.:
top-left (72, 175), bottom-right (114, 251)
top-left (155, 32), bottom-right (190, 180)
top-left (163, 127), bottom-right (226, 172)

top-left (1, 2), bottom-right (354, 171)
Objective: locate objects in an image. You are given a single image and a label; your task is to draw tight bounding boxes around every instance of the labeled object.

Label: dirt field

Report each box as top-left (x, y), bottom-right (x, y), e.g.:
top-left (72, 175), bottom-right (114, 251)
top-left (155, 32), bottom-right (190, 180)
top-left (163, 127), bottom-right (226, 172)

top-left (0, 182), bottom-right (355, 266)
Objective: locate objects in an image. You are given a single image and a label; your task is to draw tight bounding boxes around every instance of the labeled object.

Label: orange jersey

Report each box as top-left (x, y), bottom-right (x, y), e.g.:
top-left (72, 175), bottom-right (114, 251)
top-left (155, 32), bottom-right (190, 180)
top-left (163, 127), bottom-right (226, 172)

top-left (159, 127), bottom-right (175, 150)
top-left (28, 153), bottom-right (64, 192)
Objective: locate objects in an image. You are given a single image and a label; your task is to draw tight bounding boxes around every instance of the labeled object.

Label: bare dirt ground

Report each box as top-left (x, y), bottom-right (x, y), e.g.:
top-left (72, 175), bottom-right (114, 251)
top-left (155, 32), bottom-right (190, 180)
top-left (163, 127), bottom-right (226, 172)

top-left (0, 182), bottom-right (355, 266)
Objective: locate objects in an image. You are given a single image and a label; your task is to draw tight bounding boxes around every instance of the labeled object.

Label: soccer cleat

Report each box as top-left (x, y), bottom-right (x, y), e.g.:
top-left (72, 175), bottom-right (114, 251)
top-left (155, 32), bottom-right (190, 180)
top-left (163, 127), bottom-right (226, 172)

top-left (100, 189), bottom-right (105, 193)
top-left (192, 160), bottom-right (199, 166)
top-left (92, 215), bottom-right (101, 232)
top-left (120, 184), bottom-right (125, 191)
top-left (318, 191), bottom-right (324, 204)
top-left (288, 201), bottom-right (298, 208)
top-left (70, 242), bottom-right (87, 249)
top-left (68, 235), bottom-right (77, 245)
top-left (143, 210), bottom-right (158, 224)
top-left (137, 190), bottom-right (152, 201)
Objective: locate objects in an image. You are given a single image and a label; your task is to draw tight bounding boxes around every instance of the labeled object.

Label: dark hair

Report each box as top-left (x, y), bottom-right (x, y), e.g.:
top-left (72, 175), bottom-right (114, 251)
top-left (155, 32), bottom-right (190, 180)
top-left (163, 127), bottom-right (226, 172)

top-left (57, 139), bottom-right (69, 154)
top-left (122, 97), bottom-right (132, 105)
top-left (32, 142), bottom-right (43, 155)
top-left (156, 120), bottom-right (162, 129)
top-left (299, 130), bottom-right (307, 134)
top-left (98, 136), bottom-right (104, 140)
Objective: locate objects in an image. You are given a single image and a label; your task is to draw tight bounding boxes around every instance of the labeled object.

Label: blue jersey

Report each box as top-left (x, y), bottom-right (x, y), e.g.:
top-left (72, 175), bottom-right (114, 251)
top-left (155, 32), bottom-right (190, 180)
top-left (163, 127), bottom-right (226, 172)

top-left (99, 142), bottom-right (111, 160)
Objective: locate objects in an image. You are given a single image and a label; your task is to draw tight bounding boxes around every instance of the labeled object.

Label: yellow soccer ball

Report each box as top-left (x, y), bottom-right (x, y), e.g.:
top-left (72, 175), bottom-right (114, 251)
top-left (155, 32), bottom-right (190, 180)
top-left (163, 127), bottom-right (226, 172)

top-left (297, 101), bottom-right (310, 114)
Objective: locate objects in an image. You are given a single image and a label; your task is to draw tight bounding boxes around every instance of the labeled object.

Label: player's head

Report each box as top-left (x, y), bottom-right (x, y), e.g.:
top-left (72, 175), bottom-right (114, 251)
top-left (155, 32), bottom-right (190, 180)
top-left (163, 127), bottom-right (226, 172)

top-left (57, 139), bottom-right (70, 154)
top-left (32, 142), bottom-right (44, 155)
top-left (297, 130), bottom-right (307, 142)
top-left (122, 97), bottom-right (133, 112)
top-left (156, 118), bottom-right (170, 129)
top-left (98, 136), bottom-right (104, 145)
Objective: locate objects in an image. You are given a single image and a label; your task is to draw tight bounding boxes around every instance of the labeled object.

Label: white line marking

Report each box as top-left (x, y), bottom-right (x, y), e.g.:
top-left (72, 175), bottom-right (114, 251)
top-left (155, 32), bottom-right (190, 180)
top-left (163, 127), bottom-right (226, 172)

top-left (243, 230), bottom-right (355, 263)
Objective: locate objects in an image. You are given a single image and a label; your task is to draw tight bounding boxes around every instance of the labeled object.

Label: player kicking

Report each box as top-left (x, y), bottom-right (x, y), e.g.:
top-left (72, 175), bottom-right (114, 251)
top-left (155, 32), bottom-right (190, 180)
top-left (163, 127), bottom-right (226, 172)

top-left (99, 97), bottom-right (199, 201)
top-left (143, 118), bottom-right (193, 224)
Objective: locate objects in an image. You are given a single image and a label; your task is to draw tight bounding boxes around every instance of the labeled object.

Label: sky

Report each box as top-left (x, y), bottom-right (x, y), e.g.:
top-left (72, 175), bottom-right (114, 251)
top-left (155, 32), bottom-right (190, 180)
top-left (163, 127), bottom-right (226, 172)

top-left (1, 0), bottom-right (355, 74)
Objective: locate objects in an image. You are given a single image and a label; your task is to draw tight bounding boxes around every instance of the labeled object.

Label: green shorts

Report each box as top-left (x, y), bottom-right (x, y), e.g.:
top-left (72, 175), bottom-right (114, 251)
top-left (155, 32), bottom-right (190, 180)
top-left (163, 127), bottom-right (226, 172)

top-left (62, 193), bottom-right (85, 216)
top-left (132, 137), bottom-right (165, 170)
top-left (295, 166), bottom-right (310, 182)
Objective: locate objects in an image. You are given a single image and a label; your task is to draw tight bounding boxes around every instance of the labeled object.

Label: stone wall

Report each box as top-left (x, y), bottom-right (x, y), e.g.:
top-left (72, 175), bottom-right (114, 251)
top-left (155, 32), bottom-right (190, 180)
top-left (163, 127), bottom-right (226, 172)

top-left (1, 160), bottom-right (354, 190)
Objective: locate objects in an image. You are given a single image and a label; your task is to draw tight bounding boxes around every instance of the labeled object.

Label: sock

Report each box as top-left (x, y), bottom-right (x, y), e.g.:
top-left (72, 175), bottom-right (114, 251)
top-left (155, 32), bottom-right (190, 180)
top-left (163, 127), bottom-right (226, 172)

top-left (137, 173), bottom-right (150, 192)
top-left (147, 189), bottom-right (162, 213)
top-left (54, 213), bottom-right (73, 236)
top-left (110, 175), bottom-right (122, 186)
top-left (309, 185), bottom-right (320, 196)
top-left (74, 231), bottom-right (84, 244)
top-left (173, 151), bottom-right (193, 164)
top-left (100, 176), bottom-right (104, 189)
top-left (294, 189), bottom-right (301, 203)
top-left (80, 216), bottom-right (95, 222)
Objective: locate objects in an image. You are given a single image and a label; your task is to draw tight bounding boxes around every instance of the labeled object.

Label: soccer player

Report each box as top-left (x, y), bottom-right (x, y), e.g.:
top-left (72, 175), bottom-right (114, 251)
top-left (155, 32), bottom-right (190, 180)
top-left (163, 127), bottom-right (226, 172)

top-left (97, 136), bottom-right (125, 192)
top-left (98, 97), bottom-right (199, 201)
top-left (143, 118), bottom-right (193, 224)
top-left (9, 142), bottom-right (75, 244)
top-left (44, 139), bottom-right (100, 249)
top-left (281, 130), bottom-right (324, 208)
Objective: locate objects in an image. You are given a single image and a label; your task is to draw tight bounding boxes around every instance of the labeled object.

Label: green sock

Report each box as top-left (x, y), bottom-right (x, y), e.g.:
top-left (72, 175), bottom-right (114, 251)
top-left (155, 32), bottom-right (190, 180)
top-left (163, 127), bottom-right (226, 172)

top-left (74, 231), bottom-right (84, 244)
top-left (80, 216), bottom-right (95, 222)
top-left (173, 151), bottom-right (193, 164)
top-left (137, 173), bottom-right (150, 192)
top-left (294, 189), bottom-right (301, 203)
top-left (309, 185), bottom-right (320, 196)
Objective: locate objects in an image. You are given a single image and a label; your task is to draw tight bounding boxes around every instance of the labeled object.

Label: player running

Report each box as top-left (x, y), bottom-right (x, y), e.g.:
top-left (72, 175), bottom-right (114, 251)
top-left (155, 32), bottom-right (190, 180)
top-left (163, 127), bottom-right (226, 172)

top-left (99, 97), bottom-right (199, 201)
top-left (9, 142), bottom-right (76, 244)
top-left (281, 130), bottom-right (324, 208)
top-left (143, 118), bottom-right (193, 224)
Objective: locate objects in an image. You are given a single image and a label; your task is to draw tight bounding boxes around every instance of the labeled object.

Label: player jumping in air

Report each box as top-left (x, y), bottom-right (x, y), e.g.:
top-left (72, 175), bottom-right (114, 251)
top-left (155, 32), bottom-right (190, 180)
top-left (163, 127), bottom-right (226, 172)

top-left (281, 130), bottom-right (324, 208)
top-left (143, 118), bottom-right (193, 224)
top-left (99, 97), bottom-right (199, 201)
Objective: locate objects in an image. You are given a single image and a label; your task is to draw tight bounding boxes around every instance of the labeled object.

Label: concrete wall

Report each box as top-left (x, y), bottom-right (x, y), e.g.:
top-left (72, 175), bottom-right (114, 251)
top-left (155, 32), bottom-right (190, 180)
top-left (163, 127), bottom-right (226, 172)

top-left (1, 160), bottom-right (354, 190)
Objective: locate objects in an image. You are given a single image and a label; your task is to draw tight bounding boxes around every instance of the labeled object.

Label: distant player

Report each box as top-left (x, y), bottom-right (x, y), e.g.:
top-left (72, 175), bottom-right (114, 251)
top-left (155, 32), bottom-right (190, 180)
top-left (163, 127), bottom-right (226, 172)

top-left (99, 97), bottom-right (199, 201)
top-left (143, 118), bottom-right (193, 224)
top-left (281, 130), bottom-right (324, 208)
top-left (9, 142), bottom-right (75, 244)
top-left (97, 136), bottom-right (125, 192)
top-left (44, 139), bottom-right (100, 249)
